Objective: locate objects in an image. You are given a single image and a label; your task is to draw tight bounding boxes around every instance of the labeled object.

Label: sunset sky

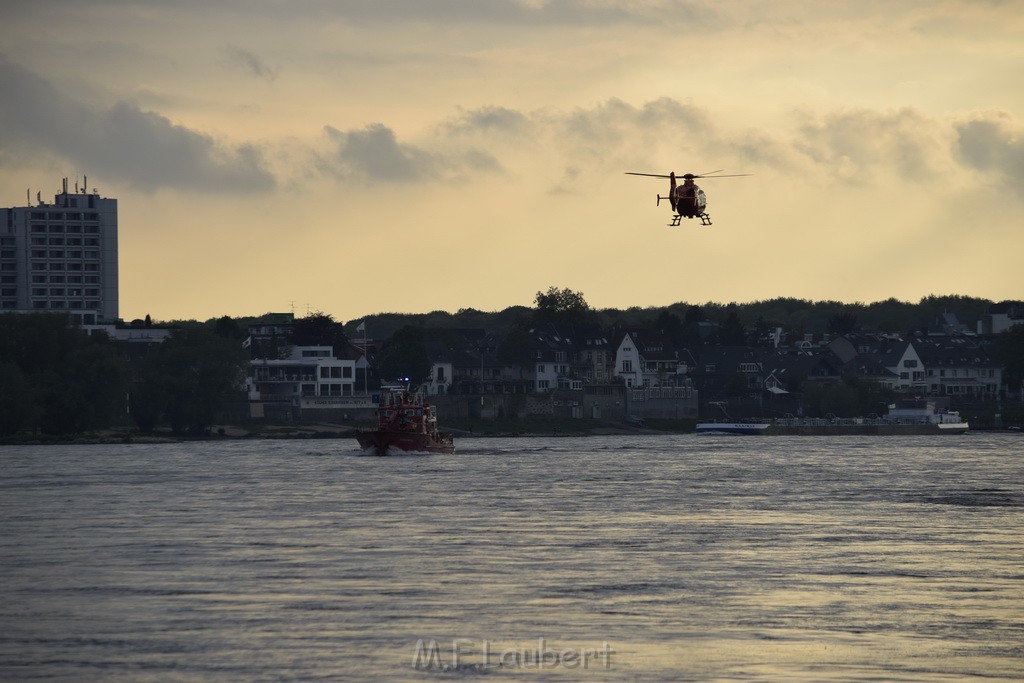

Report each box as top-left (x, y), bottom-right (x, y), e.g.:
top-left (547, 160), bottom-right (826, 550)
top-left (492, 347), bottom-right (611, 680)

top-left (1, 1), bottom-right (1022, 323)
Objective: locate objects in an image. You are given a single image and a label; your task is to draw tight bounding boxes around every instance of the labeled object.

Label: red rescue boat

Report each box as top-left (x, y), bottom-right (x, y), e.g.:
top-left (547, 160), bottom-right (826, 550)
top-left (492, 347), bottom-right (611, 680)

top-left (355, 387), bottom-right (455, 456)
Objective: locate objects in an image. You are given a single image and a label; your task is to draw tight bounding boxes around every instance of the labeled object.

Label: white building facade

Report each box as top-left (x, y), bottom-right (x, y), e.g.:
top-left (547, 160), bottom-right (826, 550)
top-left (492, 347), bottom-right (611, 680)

top-left (886, 344), bottom-right (925, 392)
top-left (613, 331), bottom-right (682, 388)
top-left (248, 345), bottom-right (357, 402)
top-left (1, 179), bottom-right (118, 324)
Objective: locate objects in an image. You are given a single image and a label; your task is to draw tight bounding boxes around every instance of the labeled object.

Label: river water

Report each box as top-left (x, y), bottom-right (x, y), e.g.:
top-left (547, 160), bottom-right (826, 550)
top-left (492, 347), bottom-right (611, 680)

top-left (1, 434), bottom-right (1022, 682)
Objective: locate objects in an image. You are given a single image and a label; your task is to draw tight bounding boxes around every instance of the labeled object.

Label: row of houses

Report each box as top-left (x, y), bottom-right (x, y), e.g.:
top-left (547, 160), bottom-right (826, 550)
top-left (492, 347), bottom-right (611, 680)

top-left (241, 312), bottom-right (1015, 421)
top-left (690, 332), bottom-right (1003, 400)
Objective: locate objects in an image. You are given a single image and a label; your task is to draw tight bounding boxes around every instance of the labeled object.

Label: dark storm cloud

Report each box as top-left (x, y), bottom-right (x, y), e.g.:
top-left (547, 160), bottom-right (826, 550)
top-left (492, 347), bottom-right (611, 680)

top-left (0, 57), bottom-right (275, 193)
top-left (955, 112), bottom-right (1024, 188)
top-left (321, 123), bottom-right (500, 183)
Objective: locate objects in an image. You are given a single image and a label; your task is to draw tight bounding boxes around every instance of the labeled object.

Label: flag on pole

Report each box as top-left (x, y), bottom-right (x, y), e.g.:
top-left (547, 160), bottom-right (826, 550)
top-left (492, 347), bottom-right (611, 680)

top-left (356, 321), bottom-right (366, 334)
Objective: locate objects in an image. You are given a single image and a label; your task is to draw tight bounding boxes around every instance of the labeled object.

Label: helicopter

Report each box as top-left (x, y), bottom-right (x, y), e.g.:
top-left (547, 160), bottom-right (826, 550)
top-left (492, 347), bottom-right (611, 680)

top-left (625, 170), bottom-right (750, 226)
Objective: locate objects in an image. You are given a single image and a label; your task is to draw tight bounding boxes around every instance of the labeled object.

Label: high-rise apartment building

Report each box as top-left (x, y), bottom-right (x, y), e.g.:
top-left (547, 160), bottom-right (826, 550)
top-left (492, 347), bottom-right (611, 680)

top-left (1, 178), bottom-right (118, 324)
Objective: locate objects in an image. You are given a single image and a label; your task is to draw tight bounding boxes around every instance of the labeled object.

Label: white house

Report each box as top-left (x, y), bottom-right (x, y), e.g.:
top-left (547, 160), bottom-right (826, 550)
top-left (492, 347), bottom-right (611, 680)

top-left (248, 345), bottom-right (357, 403)
top-left (424, 357), bottom-right (454, 396)
top-left (886, 342), bottom-right (925, 392)
top-left (534, 351), bottom-right (566, 392)
top-left (912, 337), bottom-right (1002, 397)
top-left (613, 330), bottom-right (681, 388)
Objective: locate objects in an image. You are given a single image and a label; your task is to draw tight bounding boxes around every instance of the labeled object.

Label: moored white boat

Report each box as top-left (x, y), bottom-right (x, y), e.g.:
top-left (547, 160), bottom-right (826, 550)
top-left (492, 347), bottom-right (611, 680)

top-left (696, 399), bottom-right (969, 436)
top-left (695, 422), bottom-right (771, 435)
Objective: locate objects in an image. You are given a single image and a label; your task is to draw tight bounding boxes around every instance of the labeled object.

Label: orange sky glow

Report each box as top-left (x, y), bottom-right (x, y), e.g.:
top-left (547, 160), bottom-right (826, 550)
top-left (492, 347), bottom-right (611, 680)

top-left (2, 1), bottom-right (1022, 323)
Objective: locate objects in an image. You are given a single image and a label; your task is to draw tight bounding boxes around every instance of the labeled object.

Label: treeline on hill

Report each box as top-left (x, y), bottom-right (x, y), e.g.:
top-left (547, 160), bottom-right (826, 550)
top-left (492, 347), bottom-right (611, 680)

top-left (0, 314), bottom-right (249, 438)
top-left (0, 312), bottom-right (356, 438)
top-left (1, 292), bottom-right (1020, 437)
top-left (344, 293), bottom-right (996, 341)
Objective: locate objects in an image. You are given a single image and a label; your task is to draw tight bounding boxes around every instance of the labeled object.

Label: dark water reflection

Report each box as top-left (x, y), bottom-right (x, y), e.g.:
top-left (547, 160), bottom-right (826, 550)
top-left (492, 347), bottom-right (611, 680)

top-left (1, 435), bottom-right (1022, 681)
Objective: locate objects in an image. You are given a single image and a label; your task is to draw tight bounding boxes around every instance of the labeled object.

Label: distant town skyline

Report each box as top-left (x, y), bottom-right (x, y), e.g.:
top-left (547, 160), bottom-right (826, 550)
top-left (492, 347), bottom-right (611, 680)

top-left (1, 1), bottom-right (1022, 323)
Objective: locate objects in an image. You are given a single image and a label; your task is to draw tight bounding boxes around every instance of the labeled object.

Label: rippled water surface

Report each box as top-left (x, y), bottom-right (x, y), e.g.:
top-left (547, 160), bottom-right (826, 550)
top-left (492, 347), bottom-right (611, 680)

top-left (1, 434), bottom-right (1022, 681)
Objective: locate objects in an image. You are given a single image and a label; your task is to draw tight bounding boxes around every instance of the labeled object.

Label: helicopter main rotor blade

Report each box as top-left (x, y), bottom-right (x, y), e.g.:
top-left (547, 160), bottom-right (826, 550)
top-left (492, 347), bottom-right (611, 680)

top-left (625, 172), bottom-right (673, 178)
top-left (627, 171), bottom-right (752, 179)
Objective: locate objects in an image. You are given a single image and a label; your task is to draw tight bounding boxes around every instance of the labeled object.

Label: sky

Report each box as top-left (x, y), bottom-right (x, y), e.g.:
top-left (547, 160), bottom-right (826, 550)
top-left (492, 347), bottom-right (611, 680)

top-left (1, 0), bottom-right (1022, 323)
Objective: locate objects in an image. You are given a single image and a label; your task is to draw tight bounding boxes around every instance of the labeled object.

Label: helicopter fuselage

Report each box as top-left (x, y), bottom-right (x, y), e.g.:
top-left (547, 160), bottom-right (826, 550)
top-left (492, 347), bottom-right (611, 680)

top-left (670, 182), bottom-right (707, 218)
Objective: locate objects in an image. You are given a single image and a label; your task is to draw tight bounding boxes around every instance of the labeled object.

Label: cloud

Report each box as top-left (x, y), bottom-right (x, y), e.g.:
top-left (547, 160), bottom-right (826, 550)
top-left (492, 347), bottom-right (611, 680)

top-left (223, 45), bottom-right (277, 80)
top-left (325, 98), bottom-right (716, 189)
top-left (3, 0), bottom-right (725, 30)
top-left (442, 106), bottom-right (532, 136)
top-left (793, 107), bottom-right (954, 183)
top-left (788, 107), bottom-right (1024, 192)
top-left (320, 99), bottom-right (1024, 201)
top-left (559, 97), bottom-right (711, 147)
top-left (0, 57), bottom-right (275, 193)
top-left (251, 0), bottom-right (718, 27)
top-left (320, 123), bottom-right (500, 183)
top-left (322, 123), bottom-right (438, 181)
top-left (954, 111), bottom-right (1024, 189)
top-left (446, 98), bottom-right (715, 169)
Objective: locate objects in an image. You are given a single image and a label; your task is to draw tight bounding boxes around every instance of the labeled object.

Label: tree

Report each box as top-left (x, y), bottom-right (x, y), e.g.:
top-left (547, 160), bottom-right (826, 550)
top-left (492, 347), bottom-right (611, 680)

top-left (377, 325), bottom-right (432, 385)
top-left (717, 310), bottom-right (747, 345)
top-left (129, 362), bottom-right (165, 434)
top-left (62, 336), bottom-right (130, 433)
top-left (827, 312), bottom-right (860, 335)
top-left (655, 311), bottom-right (685, 347)
top-left (135, 328), bottom-right (248, 435)
top-left (292, 312), bottom-right (348, 353)
top-left (213, 315), bottom-right (242, 339)
top-left (534, 286), bottom-right (594, 327)
top-left (993, 324), bottom-right (1024, 398)
top-left (496, 317), bottom-right (535, 369)
top-left (0, 313), bottom-right (129, 435)
top-left (680, 305), bottom-right (708, 347)
top-left (0, 361), bottom-right (37, 436)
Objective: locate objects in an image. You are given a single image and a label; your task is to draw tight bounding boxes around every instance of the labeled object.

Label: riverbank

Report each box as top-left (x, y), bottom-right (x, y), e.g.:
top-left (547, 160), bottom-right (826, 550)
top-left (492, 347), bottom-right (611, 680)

top-left (4, 418), bottom-right (1019, 446)
top-left (0, 417), bottom-right (695, 445)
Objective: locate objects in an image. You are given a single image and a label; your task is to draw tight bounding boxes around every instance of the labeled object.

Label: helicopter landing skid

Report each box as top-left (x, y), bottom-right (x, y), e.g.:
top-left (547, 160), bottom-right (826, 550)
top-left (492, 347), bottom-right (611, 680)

top-left (668, 213), bottom-right (713, 227)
